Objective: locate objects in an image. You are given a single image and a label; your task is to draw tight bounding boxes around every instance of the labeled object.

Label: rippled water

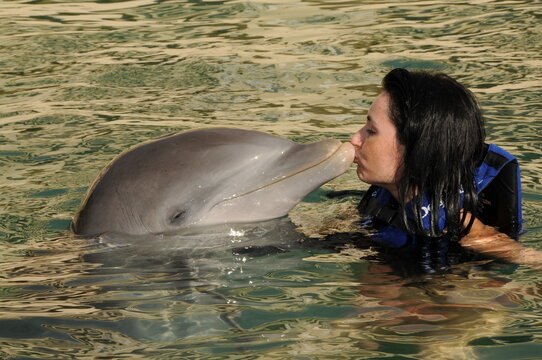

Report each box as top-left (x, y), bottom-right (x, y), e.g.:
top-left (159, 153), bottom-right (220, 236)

top-left (1, 0), bottom-right (541, 358)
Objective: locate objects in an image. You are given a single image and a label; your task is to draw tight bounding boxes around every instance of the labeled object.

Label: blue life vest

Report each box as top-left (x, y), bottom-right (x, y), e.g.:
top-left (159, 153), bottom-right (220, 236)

top-left (358, 144), bottom-right (523, 249)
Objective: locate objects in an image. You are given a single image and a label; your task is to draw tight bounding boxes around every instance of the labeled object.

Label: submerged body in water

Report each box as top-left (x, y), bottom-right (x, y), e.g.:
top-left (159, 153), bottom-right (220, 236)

top-left (77, 218), bottom-right (350, 341)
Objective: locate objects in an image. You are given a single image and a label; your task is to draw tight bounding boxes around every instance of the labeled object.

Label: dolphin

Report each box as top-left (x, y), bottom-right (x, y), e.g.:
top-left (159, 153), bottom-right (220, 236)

top-left (72, 127), bottom-right (354, 237)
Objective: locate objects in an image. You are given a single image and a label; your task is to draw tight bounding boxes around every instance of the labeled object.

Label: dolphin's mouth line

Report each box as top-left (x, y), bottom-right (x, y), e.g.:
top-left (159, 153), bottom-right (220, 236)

top-left (213, 143), bottom-right (346, 206)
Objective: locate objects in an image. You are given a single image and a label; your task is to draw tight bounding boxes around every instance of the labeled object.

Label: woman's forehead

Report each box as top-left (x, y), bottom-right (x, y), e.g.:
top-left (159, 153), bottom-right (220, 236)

top-left (368, 93), bottom-right (394, 128)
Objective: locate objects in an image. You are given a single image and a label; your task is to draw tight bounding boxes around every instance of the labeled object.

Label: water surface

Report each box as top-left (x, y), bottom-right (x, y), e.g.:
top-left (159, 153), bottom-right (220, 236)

top-left (1, 0), bottom-right (541, 359)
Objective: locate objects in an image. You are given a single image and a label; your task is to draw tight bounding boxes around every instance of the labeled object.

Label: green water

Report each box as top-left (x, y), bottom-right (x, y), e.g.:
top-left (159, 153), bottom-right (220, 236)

top-left (1, 0), bottom-right (541, 358)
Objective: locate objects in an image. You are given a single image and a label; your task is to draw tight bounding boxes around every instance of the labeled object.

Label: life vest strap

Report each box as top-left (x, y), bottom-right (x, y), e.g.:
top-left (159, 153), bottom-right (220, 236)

top-left (358, 186), bottom-right (411, 234)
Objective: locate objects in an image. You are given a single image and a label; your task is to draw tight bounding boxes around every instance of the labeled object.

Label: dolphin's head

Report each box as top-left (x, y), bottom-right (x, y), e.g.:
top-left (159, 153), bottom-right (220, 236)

top-left (72, 128), bottom-right (354, 236)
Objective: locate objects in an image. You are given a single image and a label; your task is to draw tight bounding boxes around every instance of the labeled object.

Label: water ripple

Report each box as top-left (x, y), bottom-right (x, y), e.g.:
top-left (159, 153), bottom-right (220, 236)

top-left (1, 0), bottom-right (541, 358)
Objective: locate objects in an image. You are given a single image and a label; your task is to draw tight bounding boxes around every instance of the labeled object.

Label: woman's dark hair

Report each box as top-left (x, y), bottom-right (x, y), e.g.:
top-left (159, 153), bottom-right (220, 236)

top-left (382, 68), bottom-right (486, 239)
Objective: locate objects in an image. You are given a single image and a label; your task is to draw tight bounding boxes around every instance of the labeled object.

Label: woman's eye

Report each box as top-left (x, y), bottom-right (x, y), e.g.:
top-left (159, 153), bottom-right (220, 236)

top-left (366, 128), bottom-right (376, 135)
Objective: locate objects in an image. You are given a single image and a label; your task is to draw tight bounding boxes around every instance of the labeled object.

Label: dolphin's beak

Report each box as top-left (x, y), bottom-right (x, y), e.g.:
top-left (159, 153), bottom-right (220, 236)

top-left (222, 140), bottom-right (354, 202)
top-left (203, 139), bottom-right (356, 226)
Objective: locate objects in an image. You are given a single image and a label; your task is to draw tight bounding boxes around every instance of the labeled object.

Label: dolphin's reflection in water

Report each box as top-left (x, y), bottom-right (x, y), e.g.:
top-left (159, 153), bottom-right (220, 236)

top-left (79, 218), bottom-right (321, 341)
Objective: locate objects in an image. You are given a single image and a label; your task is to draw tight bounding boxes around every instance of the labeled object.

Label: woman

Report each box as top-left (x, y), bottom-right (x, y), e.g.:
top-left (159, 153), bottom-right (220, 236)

top-left (351, 68), bottom-right (540, 272)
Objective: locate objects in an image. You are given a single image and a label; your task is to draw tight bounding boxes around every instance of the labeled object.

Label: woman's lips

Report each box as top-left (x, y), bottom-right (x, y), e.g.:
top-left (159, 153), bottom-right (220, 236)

top-left (353, 153), bottom-right (360, 165)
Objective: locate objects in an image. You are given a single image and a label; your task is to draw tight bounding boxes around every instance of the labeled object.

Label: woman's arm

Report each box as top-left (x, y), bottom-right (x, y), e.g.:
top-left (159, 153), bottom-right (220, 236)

top-left (460, 213), bottom-right (542, 267)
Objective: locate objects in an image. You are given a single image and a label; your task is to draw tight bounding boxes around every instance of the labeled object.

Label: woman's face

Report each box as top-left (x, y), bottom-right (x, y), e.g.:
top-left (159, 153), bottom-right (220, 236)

top-left (350, 92), bottom-right (404, 192)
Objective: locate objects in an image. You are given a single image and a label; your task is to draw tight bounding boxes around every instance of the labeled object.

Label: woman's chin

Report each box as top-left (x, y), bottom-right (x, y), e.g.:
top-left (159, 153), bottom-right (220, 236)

top-left (356, 170), bottom-right (369, 184)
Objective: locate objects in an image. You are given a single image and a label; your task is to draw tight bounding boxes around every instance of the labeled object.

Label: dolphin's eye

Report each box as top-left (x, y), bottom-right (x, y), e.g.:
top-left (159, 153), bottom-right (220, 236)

top-left (170, 210), bottom-right (187, 225)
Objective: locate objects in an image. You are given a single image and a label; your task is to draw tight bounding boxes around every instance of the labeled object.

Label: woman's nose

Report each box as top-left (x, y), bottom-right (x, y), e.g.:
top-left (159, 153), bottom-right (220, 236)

top-left (351, 129), bottom-right (362, 147)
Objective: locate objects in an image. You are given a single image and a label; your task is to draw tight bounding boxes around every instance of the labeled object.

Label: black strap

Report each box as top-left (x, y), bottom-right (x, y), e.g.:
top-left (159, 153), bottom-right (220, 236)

top-left (358, 186), bottom-right (410, 233)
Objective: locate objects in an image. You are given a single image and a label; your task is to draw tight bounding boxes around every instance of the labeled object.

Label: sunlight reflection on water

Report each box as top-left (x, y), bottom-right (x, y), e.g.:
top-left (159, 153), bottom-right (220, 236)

top-left (0, 0), bottom-right (541, 358)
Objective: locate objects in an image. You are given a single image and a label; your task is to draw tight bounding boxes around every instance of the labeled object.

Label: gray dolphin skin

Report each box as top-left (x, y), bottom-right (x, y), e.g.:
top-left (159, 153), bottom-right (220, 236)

top-left (72, 127), bottom-right (354, 236)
